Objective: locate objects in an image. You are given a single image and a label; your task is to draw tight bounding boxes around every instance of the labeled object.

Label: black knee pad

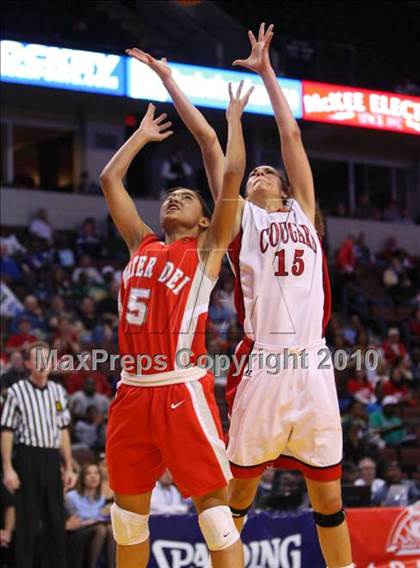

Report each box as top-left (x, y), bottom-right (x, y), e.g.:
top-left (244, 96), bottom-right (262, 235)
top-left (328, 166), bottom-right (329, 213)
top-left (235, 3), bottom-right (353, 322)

top-left (230, 505), bottom-right (251, 518)
top-left (313, 509), bottom-right (346, 528)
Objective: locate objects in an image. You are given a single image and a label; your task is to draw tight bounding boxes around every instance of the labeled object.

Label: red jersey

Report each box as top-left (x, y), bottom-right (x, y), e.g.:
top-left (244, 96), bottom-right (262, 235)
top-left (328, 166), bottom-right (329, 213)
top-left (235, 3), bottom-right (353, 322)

top-left (381, 340), bottom-right (408, 365)
top-left (64, 370), bottom-right (112, 396)
top-left (6, 333), bottom-right (38, 350)
top-left (118, 234), bottom-right (216, 376)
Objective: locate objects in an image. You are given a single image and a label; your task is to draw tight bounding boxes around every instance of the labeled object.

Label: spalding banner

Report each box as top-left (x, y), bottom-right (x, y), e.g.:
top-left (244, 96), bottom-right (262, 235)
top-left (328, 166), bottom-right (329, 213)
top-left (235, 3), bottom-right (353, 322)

top-left (347, 503), bottom-right (420, 568)
top-left (149, 510), bottom-right (324, 568)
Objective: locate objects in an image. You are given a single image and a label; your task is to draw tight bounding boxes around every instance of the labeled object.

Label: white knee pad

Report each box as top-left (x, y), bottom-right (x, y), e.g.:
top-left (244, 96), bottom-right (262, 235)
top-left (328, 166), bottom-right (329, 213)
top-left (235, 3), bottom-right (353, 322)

top-left (110, 503), bottom-right (149, 546)
top-left (198, 505), bottom-right (240, 551)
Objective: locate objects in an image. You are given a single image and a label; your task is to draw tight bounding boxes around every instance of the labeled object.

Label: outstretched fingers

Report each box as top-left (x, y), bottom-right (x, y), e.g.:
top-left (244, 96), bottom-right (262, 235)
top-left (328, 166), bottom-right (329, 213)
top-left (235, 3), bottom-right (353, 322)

top-left (242, 86), bottom-right (255, 106)
top-left (232, 58), bottom-right (246, 68)
top-left (228, 81), bottom-right (233, 100)
top-left (160, 129), bottom-right (173, 140)
top-left (154, 112), bottom-right (172, 133)
top-left (258, 22), bottom-right (265, 42)
top-left (227, 81), bottom-right (254, 112)
top-left (236, 79), bottom-right (244, 99)
top-left (146, 103), bottom-right (156, 118)
top-left (158, 121), bottom-right (172, 132)
top-left (265, 24), bottom-right (274, 40)
top-left (265, 31), bottom-right (274, 50)
top-left (125, 47), bottom-right (153, 65)
top-left (154, 113), bottom-right (167, 125)
top-left (247, 23), bottom-right (274, 48)
top-left (248, 29), bottom-right (257, 46)
top-left (264, 23), bottom-right (274, 49)
top-left (229, 80), bottom-right (246, 101)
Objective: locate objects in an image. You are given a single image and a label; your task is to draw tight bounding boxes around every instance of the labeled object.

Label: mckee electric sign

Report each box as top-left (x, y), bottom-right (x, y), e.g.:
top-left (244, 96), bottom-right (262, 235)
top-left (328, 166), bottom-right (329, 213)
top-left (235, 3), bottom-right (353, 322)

top-left (302, 81), bottom-right (420, 135)
top-left (127, 58), bottom-right (303, 118)
top-left (0, 40), bottom-right (125, 96)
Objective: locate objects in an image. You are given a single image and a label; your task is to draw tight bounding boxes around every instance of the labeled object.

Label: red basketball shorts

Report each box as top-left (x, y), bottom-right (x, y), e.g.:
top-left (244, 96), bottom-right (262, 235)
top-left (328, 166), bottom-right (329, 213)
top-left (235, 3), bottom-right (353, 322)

top-left (106, 371), bottom-right (231, 497)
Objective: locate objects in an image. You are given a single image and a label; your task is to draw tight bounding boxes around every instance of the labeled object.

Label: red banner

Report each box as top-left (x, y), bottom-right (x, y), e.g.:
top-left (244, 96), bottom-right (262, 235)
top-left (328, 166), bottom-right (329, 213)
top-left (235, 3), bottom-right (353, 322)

top-left (302, 81), bottom-right (420, 135)
top-left (347, 504), bottom-right (420, 567)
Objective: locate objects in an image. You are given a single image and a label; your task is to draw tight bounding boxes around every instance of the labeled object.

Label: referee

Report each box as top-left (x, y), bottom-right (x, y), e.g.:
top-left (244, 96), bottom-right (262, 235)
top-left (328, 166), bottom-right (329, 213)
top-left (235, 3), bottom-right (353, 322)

top-left (1, 341), bottom-right (76, 568)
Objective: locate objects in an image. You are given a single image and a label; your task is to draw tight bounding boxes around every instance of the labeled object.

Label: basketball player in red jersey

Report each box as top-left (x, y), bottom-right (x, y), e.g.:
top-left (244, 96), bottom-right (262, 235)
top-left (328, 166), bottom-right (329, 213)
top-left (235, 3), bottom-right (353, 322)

top-left (101, 80), bottom-right (253, 567)
top-left (135, 22), bottom-right (353, 568)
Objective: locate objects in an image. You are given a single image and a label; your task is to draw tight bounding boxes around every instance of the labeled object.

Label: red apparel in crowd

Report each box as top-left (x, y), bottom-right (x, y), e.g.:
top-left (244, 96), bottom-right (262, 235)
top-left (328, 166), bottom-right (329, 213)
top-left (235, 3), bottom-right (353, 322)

top-left (6, 332), bottom-right (38, 350)
top-left (347, 377), bottom-right (375, 402)
top-left (381, 340), bottom-right (408, 366)
top-left (0, 352), bottom-right (7, 369)
top-left (409, 318), bottom-right (420, 339)
top-left (381, 380), bottom-right (409, 401)
top-left (52, 330), bottom-right (80, 357)
top-left (63, 369), bottom-right (112, 396)
top-left (336, 238), bottom-right (355, 273)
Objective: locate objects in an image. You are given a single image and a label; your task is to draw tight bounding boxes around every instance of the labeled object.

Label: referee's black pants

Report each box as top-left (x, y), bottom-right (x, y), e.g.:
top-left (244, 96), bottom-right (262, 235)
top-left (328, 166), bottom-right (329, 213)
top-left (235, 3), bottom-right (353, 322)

top-left (15, 445), bottom-right (66, 568)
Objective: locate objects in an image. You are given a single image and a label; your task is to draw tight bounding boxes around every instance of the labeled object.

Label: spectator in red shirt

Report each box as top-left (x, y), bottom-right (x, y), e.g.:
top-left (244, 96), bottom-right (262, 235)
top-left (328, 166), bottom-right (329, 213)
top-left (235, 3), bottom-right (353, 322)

top-left (346, 369), bottom-right (376, 405)
top-left (64, 352), bottom-right (111, 396)
top-left (336, 235), bottom-right (355, 274)
top-left (6, 318), bottom-right (38, 353)
top-left (381, 328), bottom-right (408, 366)
top-left (380, 359), bottom-right (411, 404)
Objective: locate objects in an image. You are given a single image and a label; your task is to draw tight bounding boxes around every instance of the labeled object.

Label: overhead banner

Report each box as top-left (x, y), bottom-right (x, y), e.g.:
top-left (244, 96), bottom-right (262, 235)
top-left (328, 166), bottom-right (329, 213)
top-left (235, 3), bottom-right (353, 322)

top-left (347, 504), bottom-right (420, 567)
top-left (302, 81), bottom-right (420, 135)
top-left (2, 38), bottom-right (420, 135)
top-left (0, 40), bottom-right (125, 96)
top-left (127, 58), bottom-right (303, 118)
top-left (149, 510), bottom-right (324, 568)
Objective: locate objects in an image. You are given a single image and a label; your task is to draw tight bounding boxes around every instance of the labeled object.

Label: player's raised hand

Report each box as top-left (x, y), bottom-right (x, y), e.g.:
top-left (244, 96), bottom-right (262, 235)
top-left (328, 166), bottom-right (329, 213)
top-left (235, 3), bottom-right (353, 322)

top-left (226, 80), bottom-right (254, 120)
top-left (138, 103), bottom-right (173, 142)
top-left (233, 22), bottom-right (274, 74)
top-left (126, 47), bottom-right (172, 81)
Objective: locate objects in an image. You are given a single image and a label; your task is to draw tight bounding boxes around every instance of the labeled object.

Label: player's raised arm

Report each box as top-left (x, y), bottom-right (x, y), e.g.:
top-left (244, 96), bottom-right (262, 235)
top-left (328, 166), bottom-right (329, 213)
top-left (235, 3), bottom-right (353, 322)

top-left (199, 81), bottom-right (253, 279)
top-left (126, 48), bottom-right (226, 202)
top-left (99, 103), bottom-right (173, 255)
top-left (233, 23), bottom-right (315, 224)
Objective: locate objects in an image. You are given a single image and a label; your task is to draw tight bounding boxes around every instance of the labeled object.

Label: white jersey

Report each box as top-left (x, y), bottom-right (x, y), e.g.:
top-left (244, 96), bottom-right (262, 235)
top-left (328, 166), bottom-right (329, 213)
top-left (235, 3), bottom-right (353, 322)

top-left (228, 199), bottom-right (331, 349)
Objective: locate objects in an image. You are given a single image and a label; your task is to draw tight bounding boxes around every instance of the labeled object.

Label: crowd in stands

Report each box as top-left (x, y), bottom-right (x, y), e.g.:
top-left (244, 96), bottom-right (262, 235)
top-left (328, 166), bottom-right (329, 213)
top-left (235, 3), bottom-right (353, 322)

top-left (0, 207), bottom-right (419, 564)
top-left (328, 195), bottom-right (417, 224)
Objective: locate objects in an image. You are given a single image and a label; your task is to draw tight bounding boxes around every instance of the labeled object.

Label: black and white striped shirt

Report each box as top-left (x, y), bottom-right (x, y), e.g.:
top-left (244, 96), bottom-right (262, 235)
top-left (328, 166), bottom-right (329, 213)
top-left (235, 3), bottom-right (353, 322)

top-left (1, 378), bottom-right (71, 449)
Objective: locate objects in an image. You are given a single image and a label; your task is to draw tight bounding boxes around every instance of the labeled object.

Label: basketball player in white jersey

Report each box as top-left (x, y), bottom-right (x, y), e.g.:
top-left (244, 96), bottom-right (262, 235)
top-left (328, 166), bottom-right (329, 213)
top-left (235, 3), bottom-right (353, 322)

top-left (135, 23), bottom-right (353, 568)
